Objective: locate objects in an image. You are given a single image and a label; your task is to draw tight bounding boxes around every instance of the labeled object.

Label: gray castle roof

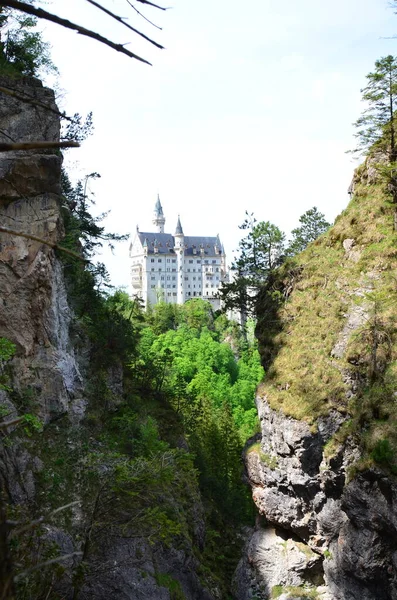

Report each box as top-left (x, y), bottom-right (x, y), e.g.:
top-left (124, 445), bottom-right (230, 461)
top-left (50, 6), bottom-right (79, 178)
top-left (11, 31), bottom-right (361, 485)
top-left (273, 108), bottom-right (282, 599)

top-left (137, 232), bottom-right (224, 256)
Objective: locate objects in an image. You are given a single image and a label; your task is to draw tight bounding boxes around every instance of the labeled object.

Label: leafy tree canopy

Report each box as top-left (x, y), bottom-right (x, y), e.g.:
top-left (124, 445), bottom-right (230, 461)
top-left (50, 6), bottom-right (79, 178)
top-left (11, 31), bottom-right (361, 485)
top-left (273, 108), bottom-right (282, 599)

top-left (0, 5), bottom-right (57, 77)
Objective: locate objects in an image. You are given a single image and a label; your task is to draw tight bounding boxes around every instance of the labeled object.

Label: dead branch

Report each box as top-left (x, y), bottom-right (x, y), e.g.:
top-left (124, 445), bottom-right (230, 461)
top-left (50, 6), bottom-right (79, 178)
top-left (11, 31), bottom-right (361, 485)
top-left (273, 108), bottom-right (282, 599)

top-left (0, 141), bottom-right (79, 151)
top-left (86, 0), bottom-right (164, 49)
top-left (0, 86), bottom-right (74, 123)
top-left (136, 0), bottom-right (167, 9)
top-left (14, 552), bottom-right (83, 581)
top-left (0, 418), bottom-right (24, 430)
top-left (0, 129), bottom-right (15, 142)
top-left (9, 501), bottom-right (81, 537)
top-left (0, 226), bottom-right (87, 262)
top-left (126, 0), bottom-right (162, 30)
top-left (0, 1), bottom-right (152, 65)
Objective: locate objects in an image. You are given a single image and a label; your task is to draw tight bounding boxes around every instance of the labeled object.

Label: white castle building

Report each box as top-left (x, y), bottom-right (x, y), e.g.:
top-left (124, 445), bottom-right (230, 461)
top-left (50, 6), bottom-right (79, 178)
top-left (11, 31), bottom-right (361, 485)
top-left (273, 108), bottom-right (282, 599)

top-left (129, 196), bottom-right (227, 309)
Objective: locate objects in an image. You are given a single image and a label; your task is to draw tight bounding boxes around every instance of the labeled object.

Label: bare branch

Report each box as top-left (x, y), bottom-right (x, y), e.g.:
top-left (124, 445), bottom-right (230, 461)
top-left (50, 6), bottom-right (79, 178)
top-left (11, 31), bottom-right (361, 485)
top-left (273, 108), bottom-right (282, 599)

top-left (136, 0), bottom-right (167, 9)
top-left (10, 501), bottom-right (81, 536)
top-left (14, 552), bottom-right (83, 581)
top-left (0, 227), bottom-right (87, 262)
top-left (86, 0), bottom-right (164, 49)
top-left (126, 0), bottom-right (162, 30)
top-left (0, 418), bottom-right (24, 429)
top-left (0, 86), bottom-right (74, 123)
top-left (0, 141), bottom-right (79, 151)
top-left (0, 1), bottom-right (152, 65)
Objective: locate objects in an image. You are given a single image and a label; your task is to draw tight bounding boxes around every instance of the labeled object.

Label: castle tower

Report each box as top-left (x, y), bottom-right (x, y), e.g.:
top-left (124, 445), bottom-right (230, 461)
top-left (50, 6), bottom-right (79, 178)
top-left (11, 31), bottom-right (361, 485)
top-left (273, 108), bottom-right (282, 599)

top-left (174, 215), bottom-right (185, 304)
top-left (153, 194), bottom-right (165, 233)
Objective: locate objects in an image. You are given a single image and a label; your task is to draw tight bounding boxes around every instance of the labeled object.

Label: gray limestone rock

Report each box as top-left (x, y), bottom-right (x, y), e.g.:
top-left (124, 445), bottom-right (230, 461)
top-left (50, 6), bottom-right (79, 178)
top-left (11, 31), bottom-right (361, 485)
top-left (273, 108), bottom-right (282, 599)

top-left (235, 397), bottom-right (397, 600)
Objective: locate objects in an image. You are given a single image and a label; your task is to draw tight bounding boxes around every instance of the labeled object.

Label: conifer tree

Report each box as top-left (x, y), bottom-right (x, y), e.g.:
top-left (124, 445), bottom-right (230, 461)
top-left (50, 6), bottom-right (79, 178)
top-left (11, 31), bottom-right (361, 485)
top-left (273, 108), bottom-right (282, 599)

top-left (352, 55), bottom-right (397, 161)
top-left (286, 207), bottom-right (330, 256)
top-left (219, 213), bottom-right (285, 328)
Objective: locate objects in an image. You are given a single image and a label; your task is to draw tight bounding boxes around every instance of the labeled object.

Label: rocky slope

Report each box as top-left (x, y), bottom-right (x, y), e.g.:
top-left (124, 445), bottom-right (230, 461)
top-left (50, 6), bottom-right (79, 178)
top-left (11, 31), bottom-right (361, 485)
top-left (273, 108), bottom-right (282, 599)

top-left (235, 157), bottom-right (397, 600)
top-left (0, 77), bottom-right (217, 600)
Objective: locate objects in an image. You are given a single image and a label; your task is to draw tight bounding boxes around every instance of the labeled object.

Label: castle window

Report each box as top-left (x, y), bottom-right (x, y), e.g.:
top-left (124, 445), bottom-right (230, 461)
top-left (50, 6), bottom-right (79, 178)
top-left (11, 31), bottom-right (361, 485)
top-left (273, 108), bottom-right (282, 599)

top-left (193, 292), bottom-right (196, 296)
top-left (151, 268), bottom-right (155, 272)
top-left (216, 268), bottom-right (219, 272)
top-left (167, 276), bottom-right (170, 280)
top-left (172, 276), bottom-right (176, 280)
top-left (158, 258), bottom-right (162, 262)
top-left (193, 277), bottom-right (196, 280)
top-left (167, 259), bottom-right (170, 262)
top-left (168, 292), bottom-right (171, 296)
top-left (161, 276), bottom-right (164, 280)
top-left (172, 259), bottom-right (176, 263)
top-left (187, 269), bottom-right (190, 272)
top-left (193, 269), bottom-right (196, 272)
top-left (205, 260), bottom-right (208, 264)
top-left (151, 258), bottom-right (155, 262)
top-left (197, 260), bottom-right (201, 264)
top-left (151, 285), bottom-right (155, 289)
top-left (189, 260), bottom-right (193, 263)
top-left (151, 276), bottom-right (155, 280)
top-left (212, 260), bottom-right (216, 264)
top-left (172, 268), bottom-right (176, 272)
top-left (188, 292), bottom-right (191, 296)
top-left (173, 292), bottom-right (177, 296)
top-left (185, 277), bottom-right (188, 281)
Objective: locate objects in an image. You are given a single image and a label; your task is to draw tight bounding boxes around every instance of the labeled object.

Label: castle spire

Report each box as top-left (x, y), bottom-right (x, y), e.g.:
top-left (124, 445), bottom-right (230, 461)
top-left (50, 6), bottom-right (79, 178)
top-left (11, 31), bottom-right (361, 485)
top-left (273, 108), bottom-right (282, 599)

top-left (175, 215), bottom-right (184, 236)
top-left (153, 194), bottom-right (165, 233)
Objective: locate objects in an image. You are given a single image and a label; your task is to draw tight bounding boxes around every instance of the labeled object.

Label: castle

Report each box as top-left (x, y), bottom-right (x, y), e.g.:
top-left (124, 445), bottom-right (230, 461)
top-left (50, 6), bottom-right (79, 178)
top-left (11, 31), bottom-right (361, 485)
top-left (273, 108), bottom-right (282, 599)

top-left (129, 196), bottom-right (227, 309)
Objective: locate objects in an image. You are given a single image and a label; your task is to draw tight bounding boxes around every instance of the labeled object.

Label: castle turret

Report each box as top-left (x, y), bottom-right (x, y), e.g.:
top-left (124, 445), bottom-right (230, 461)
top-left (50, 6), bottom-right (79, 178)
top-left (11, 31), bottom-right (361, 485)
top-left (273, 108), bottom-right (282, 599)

top-left (153, 194), bottom-right (165, 233)
top-left (174, 216), bottom-right (185, 304)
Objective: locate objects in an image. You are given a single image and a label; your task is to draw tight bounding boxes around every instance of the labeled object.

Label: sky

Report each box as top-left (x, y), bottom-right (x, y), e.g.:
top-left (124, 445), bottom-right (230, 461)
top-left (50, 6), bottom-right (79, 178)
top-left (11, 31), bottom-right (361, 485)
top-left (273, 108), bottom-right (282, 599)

top-left (38, 0), bottom-right (397, 290)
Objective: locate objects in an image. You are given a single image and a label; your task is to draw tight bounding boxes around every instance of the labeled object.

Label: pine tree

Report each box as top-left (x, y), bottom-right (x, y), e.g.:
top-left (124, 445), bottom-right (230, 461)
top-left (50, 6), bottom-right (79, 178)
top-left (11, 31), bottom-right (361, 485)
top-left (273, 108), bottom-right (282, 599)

top-left (286, 207), bottom-right (330, 256)
top-left (352, 55), bottom-right (397, 161)
top-left (219, 213), bottom-right (285, 327)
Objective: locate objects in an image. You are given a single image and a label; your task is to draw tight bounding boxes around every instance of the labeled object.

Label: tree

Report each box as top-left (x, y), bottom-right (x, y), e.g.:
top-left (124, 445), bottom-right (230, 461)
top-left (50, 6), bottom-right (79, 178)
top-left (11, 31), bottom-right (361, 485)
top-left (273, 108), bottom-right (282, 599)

top-left (0, 0), bottom-right (167, 67)
top-left (286, 207), bottom-right (330, 256)
top-left (0, 6), bottom-right (58, 77)
top-left (219, 213), bottom-right (285, 328)
top-left (352, 55), bottom-right (397, 161)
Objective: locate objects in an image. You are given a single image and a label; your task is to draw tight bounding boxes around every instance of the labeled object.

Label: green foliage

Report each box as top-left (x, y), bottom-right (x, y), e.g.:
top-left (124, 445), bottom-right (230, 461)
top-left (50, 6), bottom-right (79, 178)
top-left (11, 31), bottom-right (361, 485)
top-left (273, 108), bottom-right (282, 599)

top-left (371, 438), bottom-right (395, 469)
top-left (155, 573), bottom-right (186, 600)
top-left (0, 8), bottom-right (58, 77)
top-left (0, 336), bottom-right (16, 391)
top-left (351, 55), bottom-right (397, 161)
top-left (61, 169), bottom-right (128, 261)
top-left (271, 586), bottom-right (318, 599)
top-left (219, 212), bottom-right (285, 321)
top-left (21, 413), bottom-right (43, 436)
top-left (247, 442), bottom-right (278, 469)
top-left (286, 207), bottom-right (330, 256)
top-left (0, 337), bottom-right (16, 362)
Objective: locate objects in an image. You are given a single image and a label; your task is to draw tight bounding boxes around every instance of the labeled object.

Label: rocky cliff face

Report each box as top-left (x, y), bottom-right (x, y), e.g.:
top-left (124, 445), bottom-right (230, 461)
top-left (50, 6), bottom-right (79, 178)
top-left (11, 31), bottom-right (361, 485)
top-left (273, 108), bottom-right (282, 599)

top-left (0, 78), bottom-right (217, 600)
top-left (235, 157), bottom-right (397, 600)
top-left (0, 76), bottom-right (82, 507)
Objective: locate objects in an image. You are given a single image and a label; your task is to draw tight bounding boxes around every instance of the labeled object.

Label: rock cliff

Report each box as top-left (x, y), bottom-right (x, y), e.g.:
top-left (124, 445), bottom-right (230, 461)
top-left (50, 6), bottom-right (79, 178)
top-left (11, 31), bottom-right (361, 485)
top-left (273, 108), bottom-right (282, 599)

top-left (0, 77), bottom-right (217, 600)
top-left (235, 156), bottom-right (397, 600)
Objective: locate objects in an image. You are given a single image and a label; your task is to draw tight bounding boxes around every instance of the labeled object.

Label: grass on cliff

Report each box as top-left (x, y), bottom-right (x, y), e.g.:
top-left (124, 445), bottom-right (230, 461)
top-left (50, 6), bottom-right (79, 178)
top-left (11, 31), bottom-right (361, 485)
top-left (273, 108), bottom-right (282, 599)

top-left (255, 158), bottom-right (397, 468)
